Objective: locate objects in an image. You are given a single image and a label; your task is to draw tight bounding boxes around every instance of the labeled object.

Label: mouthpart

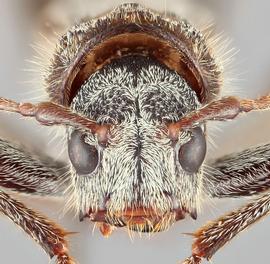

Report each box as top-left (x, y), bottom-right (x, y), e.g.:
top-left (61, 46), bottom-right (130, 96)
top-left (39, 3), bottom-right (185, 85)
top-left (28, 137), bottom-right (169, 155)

top-left (80, 206), bottom-right (195, 236)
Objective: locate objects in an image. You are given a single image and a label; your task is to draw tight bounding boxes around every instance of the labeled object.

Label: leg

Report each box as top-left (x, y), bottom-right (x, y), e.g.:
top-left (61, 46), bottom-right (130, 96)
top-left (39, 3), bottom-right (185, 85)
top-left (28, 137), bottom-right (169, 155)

top-left (182, 193), bottom-right (270, 264)
top-left (0, 138), bottom-right (67, 195)
top-left (182, 143), bottom-right (270, 263)
top-left (0, 138), bottom-right (74, 262)
top-left (0, 190), bottom-right (74, 264)
top-left (205, 143), bottom-right (270, 198)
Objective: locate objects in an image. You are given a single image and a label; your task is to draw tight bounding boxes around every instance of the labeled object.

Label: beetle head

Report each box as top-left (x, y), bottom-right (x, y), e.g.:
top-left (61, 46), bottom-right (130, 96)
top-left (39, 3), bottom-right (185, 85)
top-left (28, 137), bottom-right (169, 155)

top-left (46, 3), bottom-right (221, 234)
top-left (67, 55), bottom-right (206, 232)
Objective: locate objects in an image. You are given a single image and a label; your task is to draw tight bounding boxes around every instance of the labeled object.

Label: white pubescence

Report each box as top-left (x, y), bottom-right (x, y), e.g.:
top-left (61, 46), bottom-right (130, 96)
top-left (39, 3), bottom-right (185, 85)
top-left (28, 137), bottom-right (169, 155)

top-left (66, 58), bottom-right (204, 220)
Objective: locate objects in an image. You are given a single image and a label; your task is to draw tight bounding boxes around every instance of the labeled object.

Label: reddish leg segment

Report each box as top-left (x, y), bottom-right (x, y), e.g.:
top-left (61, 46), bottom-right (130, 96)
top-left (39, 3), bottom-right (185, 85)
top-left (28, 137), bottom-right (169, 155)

top-left (182, 143), bottom-right (270, 263)
top-left (182, 193), bottom-right (270, 264)
top-left (0, 139), bottom-right (75, 262)
top-left (0, 190), bottom-right (75, 264)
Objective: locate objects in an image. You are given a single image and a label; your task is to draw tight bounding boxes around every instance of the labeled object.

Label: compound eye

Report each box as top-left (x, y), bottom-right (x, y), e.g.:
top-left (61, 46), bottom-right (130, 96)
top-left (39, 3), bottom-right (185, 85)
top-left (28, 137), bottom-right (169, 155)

top-left (178, 127), bottom-right (206, 173)
top-left (68, 130), bottom-right (99, 175)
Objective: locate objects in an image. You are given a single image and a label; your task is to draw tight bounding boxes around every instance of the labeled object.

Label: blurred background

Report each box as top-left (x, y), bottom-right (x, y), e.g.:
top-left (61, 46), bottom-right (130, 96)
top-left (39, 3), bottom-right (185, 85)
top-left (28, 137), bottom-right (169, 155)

top-left (1, 0), bottom-right (270, 263)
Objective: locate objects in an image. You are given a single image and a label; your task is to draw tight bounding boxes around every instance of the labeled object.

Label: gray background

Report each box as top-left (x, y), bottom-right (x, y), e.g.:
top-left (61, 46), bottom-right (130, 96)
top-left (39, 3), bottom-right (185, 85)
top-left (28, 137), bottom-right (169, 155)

top-left (1, 0), bottom-right (270, 263)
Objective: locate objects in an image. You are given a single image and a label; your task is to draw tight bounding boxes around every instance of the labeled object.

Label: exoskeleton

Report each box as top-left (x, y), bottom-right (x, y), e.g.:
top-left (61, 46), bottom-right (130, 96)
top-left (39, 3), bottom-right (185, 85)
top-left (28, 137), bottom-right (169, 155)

top-left (0, 3), bottom-right (270, 264)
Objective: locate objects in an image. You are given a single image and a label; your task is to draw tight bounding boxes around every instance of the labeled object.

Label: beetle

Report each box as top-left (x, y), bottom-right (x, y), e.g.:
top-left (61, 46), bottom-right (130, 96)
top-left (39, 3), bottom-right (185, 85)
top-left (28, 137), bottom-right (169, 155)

top-left (0, 2), bottom-right (270, 264)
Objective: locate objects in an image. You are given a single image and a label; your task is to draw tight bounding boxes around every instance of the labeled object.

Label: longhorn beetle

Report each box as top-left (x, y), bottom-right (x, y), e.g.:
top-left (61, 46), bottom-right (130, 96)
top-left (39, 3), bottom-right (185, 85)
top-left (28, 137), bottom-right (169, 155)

top-left (0, 3), bottom-right (270, 264)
